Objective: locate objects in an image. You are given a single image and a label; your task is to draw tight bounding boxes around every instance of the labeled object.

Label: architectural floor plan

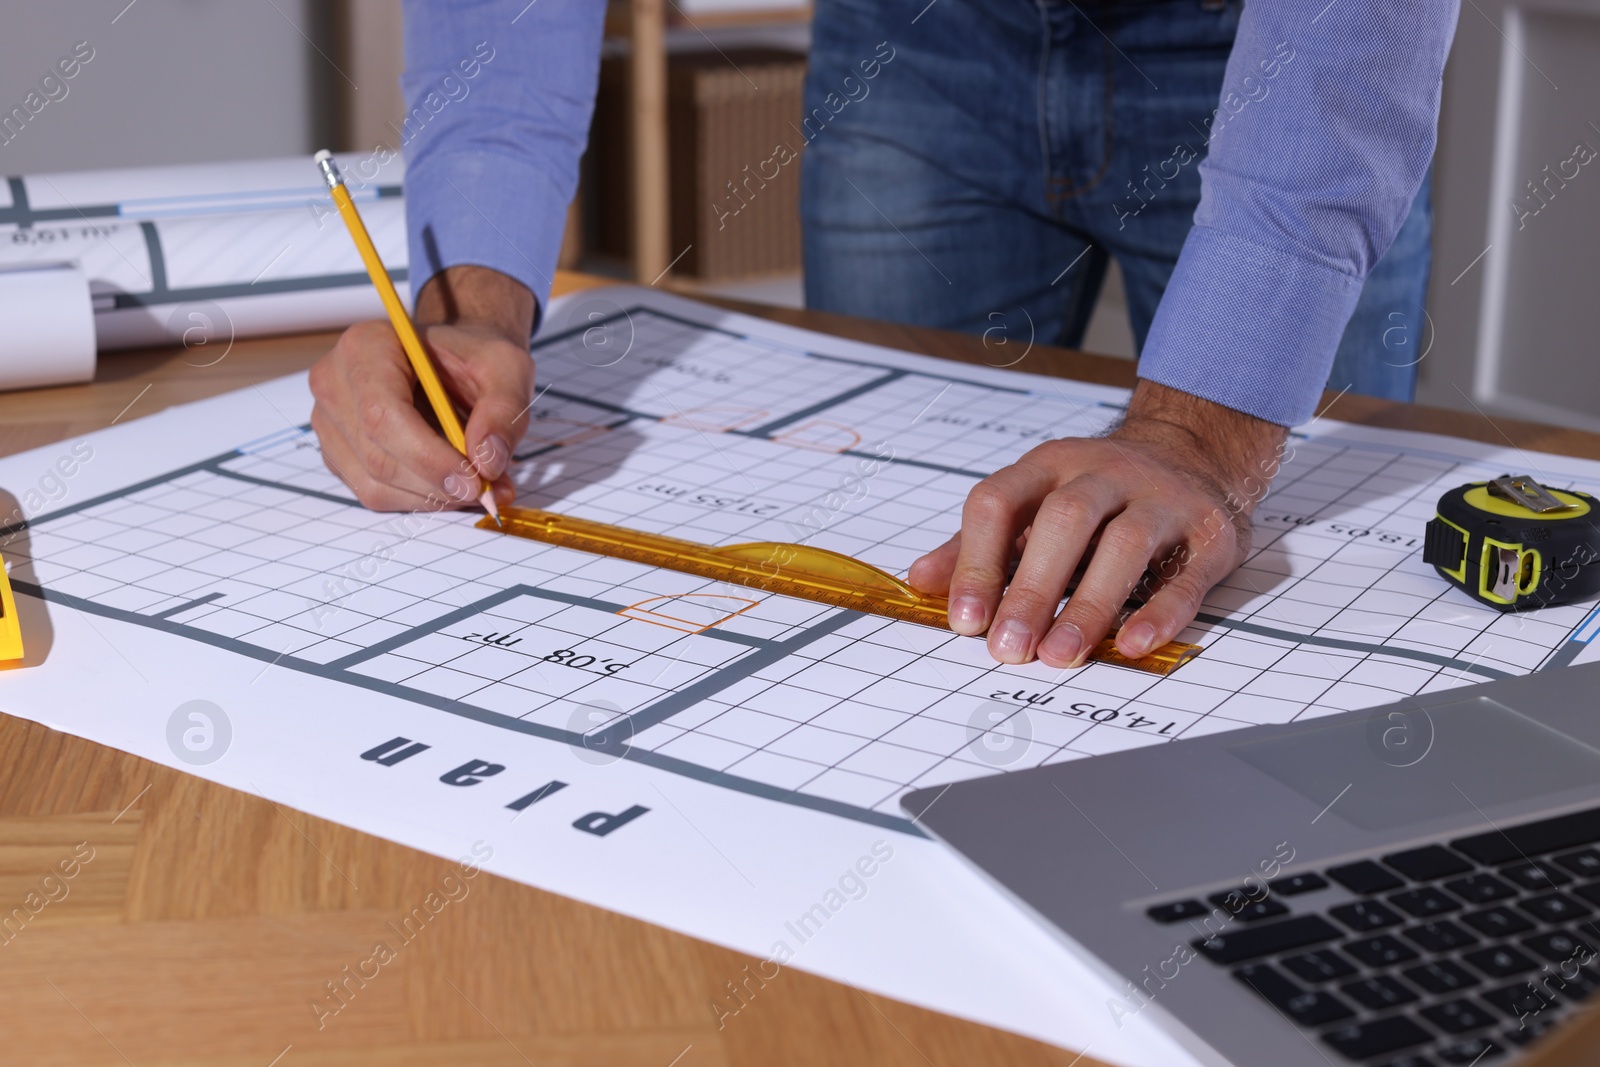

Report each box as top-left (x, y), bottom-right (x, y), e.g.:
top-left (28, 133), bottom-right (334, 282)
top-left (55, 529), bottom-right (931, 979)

top-left (4, 288), bottom-right (1597, 1065)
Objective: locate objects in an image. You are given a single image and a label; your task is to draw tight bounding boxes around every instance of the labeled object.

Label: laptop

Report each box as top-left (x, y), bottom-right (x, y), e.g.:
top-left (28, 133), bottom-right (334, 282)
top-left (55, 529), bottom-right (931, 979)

top-left (902, 661), bottom-right (1600, 1066)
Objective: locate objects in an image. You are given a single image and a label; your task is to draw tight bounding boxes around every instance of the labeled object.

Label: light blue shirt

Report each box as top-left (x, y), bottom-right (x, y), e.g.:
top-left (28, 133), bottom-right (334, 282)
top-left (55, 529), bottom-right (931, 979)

top-left (401, 0), bottom-right (1459, 427)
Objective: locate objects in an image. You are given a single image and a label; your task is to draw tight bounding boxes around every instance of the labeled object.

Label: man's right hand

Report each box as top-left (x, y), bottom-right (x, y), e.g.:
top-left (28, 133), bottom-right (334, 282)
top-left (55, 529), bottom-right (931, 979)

top-left (309, 265), bottom-right (537, 512)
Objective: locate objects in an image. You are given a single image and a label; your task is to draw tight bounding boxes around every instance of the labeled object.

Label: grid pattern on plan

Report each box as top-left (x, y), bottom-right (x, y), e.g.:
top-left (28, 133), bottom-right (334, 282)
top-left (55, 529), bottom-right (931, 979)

top-left (11, 306), bottom-right (1596, 826)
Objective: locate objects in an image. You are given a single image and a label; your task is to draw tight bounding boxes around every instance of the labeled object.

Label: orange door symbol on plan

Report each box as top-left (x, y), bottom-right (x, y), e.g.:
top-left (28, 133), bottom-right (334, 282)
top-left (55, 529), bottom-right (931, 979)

top-left (620, 593), bottom-right (759, 634)
top-left (772, 420), bottom-right (861, 454)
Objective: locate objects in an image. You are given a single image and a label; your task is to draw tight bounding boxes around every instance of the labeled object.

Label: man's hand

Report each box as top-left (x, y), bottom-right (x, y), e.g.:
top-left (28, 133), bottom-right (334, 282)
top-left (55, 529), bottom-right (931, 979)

top-left (309, 265), bottom-right (537, 512)
top-left (908, 380), bottom-right (1289, 667)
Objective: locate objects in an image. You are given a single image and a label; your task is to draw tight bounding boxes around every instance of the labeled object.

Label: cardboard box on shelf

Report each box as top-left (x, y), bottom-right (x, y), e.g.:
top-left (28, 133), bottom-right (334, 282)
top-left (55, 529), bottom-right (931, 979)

top-left (590, 48), bottom-right (806, 281)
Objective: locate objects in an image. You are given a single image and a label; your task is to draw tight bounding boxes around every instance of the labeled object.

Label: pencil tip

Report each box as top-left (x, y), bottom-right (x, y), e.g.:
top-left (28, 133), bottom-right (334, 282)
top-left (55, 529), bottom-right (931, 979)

top-left (480, 489), bottom-right (502, 528)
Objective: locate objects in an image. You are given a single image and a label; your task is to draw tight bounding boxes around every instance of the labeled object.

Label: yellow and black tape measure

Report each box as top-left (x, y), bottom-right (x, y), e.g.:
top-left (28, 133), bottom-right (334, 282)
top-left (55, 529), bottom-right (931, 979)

top-left (1423, 474), bottom-right (1600, 611)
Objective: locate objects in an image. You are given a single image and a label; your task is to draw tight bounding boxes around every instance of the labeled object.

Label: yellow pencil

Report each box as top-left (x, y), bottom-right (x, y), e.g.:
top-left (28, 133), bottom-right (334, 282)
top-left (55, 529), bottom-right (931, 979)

top-left (313, 149), bottom-right (500, 526)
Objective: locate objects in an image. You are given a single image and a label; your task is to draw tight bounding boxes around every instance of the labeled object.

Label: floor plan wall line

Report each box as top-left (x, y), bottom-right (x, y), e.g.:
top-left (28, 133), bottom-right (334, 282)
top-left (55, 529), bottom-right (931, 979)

top-left (744, 370), bottom-right (909, 437)
top-left (1, 452), bottom-right (239, 541)
top-left (588, 609), bottom-right (863, 748)
top-left (208, 465), bottom-right (361, 507)
top-left (1192, 612), bottom-right (1514, 680)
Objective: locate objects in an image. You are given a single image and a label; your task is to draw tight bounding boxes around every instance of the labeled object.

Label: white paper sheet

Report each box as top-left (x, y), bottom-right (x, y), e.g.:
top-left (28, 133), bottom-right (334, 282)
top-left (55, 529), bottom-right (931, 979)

top-left (2, 287), bottom-right (1598, 1065)
top-left (0, 262), bottom-right (95, 390)
top-left (0, 154), bottom-right (406, 352)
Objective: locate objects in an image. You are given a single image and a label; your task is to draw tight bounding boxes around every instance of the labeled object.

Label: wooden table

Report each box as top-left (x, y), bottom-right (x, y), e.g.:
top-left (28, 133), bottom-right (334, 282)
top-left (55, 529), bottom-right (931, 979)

top-left (2, 272), bottom-right (1597, 1067)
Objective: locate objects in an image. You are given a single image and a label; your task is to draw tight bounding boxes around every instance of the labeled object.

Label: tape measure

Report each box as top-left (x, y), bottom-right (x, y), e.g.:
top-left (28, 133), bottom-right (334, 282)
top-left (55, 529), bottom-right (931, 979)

top-left (1422, 474), bottom-right (1600, 611)
top-left (479, 505), bottom-right (1201, 675)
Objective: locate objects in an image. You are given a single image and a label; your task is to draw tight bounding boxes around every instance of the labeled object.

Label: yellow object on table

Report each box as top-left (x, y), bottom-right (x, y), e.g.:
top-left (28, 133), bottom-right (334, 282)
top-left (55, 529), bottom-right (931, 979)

top-left (0, 554), bottom-right (25, 660)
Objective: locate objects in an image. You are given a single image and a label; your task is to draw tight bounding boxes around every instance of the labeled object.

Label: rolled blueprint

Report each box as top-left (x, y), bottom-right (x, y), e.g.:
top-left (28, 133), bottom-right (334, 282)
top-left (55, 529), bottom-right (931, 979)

top-left (0, 153), bottom-right (408, 353)
top-left (0, 262), bottom-right (95, 390)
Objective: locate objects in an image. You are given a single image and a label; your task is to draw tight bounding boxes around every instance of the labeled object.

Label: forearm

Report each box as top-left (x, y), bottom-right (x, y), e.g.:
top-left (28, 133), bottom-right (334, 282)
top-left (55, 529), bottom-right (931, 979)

top-left (415, 265), bottom-right (535, 344)
top-left (1137, 0), bottom-right (1460, 426)
top-left (401, 0), bottom-right (604, 325)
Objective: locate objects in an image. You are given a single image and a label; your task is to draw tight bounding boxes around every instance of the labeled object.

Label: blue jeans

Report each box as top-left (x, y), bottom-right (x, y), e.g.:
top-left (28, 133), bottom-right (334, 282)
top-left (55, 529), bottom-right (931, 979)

top-left (800, 0), bottom-right (1431, 403)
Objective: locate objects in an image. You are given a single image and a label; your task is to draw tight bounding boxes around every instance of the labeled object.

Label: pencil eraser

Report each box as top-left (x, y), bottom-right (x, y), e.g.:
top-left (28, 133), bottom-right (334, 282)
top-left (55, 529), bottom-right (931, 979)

top-left (313, 149), bottom-right (332, 163)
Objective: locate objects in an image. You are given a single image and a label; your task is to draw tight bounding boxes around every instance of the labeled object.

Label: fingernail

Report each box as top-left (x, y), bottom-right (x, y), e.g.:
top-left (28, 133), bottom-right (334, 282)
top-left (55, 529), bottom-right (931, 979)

top-left (1119, 621), bottom-right (1156, 658)
top-left (1038, 622), bottom-right (1083, 666)
top-left (476, 434), bottom-right (510, 479)
top-left (990, 618), bottom-right (1033, 662)
top-left (443, 472), bottom-right (474, 501)
top-left (949, 596), bottom-right (987, 635)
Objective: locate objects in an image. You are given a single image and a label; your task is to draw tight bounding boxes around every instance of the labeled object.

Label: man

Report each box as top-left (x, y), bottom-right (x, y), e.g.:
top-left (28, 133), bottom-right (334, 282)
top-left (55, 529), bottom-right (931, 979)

top-left (801, 1), bottom-right (1436, 402)
top-left (309, 0), bottom-right (1459, 670)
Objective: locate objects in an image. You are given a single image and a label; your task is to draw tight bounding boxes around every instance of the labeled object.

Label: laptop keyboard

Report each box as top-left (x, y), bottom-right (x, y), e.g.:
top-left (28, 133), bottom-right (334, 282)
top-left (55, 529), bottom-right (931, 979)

top-left (1146, 804), bottom-right (1600, 1064)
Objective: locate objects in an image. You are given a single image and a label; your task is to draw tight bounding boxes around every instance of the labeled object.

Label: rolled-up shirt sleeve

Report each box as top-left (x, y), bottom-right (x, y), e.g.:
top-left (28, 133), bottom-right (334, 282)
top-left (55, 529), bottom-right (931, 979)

top-left (1136, 1), bottom-right (1460, 427)
top-left (399, 0), bottom-right (604, 325)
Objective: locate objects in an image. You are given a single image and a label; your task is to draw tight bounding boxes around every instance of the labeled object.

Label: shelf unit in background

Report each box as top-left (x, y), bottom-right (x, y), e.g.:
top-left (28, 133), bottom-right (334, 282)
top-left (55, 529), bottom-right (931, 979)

top-left (604, 1), bottom-right (812, 285)
top-left (332, 1), bottom-right (811, 289)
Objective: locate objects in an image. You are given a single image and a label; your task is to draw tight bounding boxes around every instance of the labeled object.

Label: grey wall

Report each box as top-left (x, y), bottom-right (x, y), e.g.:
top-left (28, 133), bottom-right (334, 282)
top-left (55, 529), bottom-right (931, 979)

top-left (1413, 0), bottom-right (1600, 430)
top-left (0, 0), bottom-right (329, 174)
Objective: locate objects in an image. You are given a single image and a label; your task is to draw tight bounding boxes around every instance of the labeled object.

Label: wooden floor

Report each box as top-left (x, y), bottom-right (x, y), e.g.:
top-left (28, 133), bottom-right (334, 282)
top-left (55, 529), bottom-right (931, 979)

top-left (2, 272), bottom-right (1599, 1065)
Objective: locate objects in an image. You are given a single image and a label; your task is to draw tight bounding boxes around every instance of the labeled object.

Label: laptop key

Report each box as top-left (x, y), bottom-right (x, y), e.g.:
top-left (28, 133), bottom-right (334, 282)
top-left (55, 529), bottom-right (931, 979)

top-left (1560, 965), bottom-right (1600, 999)
top-left (1233, 964), bottom-right (1355, 1026)
top-left (1341, 975), bottom-right (1419, 1011)
top-left (1522, 930), bottom-right (1593, 962)
top-left (1461, 906), bottom-right (1535, 938)
top-left (1389, 886), bottom-right (1461, 918)
top-left (1421, 998), bottom-right (1499, 1034)
top-left (1518, 892), bottom-right (1591, 924)
top-left (1452, 804), bottom-right (1600, 866)
top-left (1208, 890), bottom-right (1289, 922)
top-left (1501, 860), bottom-right (1573, 891)
top-left (1464, 945), bottom-right (1540, 979)
top-left (1525, 962), bottom-right (1600, 1003)
top-left (1321, 1017), bottom-right (1433, 1060)
top-left (1270, 872), bottom-right (1330, 896)
top-left (1554, 848), bottom-right (1600, 878)
top-left (1331, 900), bottom-right (1405, 932)
top-left (1147, 899), bottom-right (1209, 923)
top-left (1384, 844), bottom-right (1475, 882)
top-left (1435, 1036), bottom-right (1504, 1064)
top-left (1374, 1058), bottom-right (1436, 1067)
top-left (1445, 874), bottom-right (1518, 905)
top-left (1573, 881), bottom-right (1600, 909)
top-left (1194, 915), bottom-right (1343, 965)
top-left (1480, 979), bottom-right (1559, 1017)
top-left (1403, 920), bottom-right (1479, 953)
top-left (1283, 948), bottom-right (1358, 983)
top-left (1501, 1016), bottom-right (1562, 1047)
top-left (1344, 934), bottom-right (1420, 968)
top-left (1404, 960), bottom-right (1481, 995)
top-left (1210, 888), bottom-right (1258, 913)
top-left (1327, 860), bottom-right (1406, 895)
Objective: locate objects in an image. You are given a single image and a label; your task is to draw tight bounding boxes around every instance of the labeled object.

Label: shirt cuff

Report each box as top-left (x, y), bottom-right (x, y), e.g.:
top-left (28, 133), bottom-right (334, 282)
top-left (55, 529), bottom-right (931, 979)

top-left (1136, 225), bottom-right (1366, 427)
top-left (403, 150), bottom-right (567, 329)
